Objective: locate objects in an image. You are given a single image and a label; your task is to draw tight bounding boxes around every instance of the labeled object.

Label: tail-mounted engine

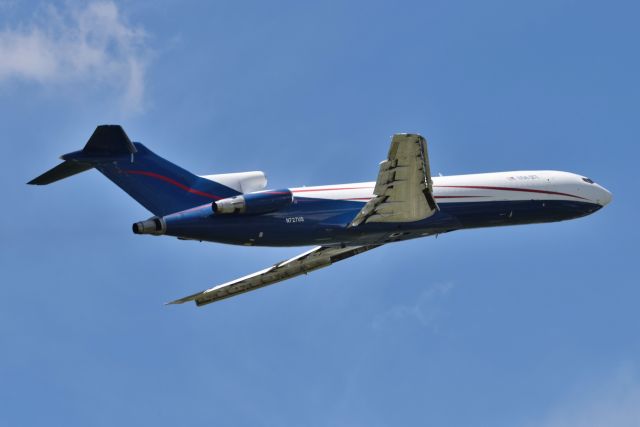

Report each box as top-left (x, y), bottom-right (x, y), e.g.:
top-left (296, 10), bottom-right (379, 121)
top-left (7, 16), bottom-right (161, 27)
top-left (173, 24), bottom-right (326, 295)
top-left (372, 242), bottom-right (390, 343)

top-left (213, 189), bottom-right (293, 215)
top-left (132, 217), bottom-right (166, 235)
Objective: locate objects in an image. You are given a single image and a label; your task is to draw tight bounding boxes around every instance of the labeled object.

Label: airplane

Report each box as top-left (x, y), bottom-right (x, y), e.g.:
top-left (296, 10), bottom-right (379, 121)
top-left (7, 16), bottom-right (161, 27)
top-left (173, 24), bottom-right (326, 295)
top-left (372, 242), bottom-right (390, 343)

top-left (29, 125), bottom-right (612, 307)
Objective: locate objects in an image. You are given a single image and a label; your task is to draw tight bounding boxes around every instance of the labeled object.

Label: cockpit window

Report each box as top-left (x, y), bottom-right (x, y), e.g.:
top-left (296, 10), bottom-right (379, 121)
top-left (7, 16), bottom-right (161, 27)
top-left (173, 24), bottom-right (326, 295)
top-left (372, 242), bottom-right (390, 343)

top-left (582, 177), bottom-right (595, 184)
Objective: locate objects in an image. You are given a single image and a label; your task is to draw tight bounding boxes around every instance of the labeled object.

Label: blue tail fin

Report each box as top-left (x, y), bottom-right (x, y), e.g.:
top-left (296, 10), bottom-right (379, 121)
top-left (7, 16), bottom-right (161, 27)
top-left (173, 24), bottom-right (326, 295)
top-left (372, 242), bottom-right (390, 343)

top-left (29, 125), bottom-right (240, 216)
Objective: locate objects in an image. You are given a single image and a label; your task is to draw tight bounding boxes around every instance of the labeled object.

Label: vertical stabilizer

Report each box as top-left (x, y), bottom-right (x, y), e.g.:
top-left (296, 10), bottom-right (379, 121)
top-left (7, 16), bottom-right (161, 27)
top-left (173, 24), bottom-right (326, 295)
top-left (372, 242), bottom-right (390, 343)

top-left (28, 125), bottom-right (241, 216)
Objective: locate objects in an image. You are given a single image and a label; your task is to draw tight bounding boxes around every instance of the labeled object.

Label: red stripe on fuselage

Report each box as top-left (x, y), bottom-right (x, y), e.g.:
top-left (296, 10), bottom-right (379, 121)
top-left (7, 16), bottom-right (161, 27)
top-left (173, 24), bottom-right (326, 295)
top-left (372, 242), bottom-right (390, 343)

top-left (340, 195), bottom-right (488, 201)
top-left (436, 195), bottom-right (489, 199)
top-left (434, 185), bottom-right (588, 200)
top-left (122, 173), bottom-right (587, 204)
top-left (292, 186), bottom-right (373, 193)
top-left (293, 185), bottom-right (585, 200)
top-left (124, 170), bottom-right (223, 200)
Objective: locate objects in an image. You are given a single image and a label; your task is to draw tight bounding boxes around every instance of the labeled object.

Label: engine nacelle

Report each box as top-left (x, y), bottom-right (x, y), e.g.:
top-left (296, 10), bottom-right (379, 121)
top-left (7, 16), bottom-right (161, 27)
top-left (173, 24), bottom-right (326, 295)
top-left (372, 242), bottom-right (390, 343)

top-left (132, 217), bottom-right (166, 235)
top-left (212, 189), bottom-right (293, 215)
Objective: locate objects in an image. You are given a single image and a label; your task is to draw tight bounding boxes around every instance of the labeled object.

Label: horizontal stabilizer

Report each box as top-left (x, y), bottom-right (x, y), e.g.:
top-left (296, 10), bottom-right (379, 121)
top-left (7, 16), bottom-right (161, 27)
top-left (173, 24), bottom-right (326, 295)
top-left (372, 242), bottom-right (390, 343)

top-left (28, 125), bottom-right (136, 186)
top-left (83, 124), bottom-right (137, 156)
top-left (28, 160), bottom-right (93, 185)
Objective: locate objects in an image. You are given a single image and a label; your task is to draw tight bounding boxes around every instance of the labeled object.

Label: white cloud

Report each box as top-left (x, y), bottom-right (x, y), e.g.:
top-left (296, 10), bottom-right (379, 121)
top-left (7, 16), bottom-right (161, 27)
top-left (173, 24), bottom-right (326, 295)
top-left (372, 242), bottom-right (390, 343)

top-left (0, 2), bottom-right (149, 113)
top-left (523, 365), bottom-right (640, 427)
top-left (372, 282), bottom-right (455, 331)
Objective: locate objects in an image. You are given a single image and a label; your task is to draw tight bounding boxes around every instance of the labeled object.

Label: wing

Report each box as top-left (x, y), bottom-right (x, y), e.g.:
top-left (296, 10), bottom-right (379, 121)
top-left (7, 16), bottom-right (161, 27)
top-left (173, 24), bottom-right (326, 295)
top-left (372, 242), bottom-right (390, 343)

top-left (168, 245), bottom-right (380, 307)
top-left (350, 133), bottom-right (438, 227)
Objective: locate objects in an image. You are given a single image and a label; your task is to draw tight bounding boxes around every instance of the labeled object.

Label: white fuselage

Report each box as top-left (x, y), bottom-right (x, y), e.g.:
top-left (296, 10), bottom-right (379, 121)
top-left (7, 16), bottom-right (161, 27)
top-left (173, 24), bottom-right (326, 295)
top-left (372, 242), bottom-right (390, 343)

top-left (290, 170), bottom-right (612, 207)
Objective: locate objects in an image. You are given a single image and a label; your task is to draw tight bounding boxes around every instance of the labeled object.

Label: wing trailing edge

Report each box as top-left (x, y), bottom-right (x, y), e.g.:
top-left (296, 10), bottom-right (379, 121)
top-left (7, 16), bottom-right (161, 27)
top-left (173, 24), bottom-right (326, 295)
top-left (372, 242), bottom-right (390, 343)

top-left (350, 133), bottom-right (438, 226)
top-left (168, 245), bottom-right (380, 307)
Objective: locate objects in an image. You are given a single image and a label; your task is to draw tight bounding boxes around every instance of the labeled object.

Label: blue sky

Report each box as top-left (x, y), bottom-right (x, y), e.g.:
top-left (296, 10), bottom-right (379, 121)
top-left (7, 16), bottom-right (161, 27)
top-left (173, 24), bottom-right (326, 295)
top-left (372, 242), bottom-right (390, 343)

top-left (1, 1), bottom-right (638, 425)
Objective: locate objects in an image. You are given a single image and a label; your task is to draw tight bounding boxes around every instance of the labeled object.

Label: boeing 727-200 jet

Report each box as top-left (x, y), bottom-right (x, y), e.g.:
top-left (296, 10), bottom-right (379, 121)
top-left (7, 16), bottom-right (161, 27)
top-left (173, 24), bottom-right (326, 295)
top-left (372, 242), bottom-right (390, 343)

top-left (29, 125), bottom-right (612, 307)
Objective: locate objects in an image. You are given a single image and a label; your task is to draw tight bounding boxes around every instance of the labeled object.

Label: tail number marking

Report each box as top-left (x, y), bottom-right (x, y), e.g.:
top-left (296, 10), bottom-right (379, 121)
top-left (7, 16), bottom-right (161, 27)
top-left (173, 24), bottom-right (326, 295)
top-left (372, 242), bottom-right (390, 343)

top-left (285, 216), bottom-right (305, 224)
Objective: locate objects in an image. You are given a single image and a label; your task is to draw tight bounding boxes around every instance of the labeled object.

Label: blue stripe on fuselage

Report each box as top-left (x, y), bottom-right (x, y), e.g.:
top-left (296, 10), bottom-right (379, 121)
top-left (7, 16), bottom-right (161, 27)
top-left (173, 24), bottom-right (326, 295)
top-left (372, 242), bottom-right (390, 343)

top-left (162, 197), bottom-right (602, 247)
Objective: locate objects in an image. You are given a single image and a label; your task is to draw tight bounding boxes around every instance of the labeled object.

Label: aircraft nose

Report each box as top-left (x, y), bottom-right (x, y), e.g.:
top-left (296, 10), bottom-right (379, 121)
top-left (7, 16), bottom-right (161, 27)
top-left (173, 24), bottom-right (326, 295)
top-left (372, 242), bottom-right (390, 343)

top-left (578, 175), bottom-right (612, 207)
top-left (597, 186), bottom-right (612, 206)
